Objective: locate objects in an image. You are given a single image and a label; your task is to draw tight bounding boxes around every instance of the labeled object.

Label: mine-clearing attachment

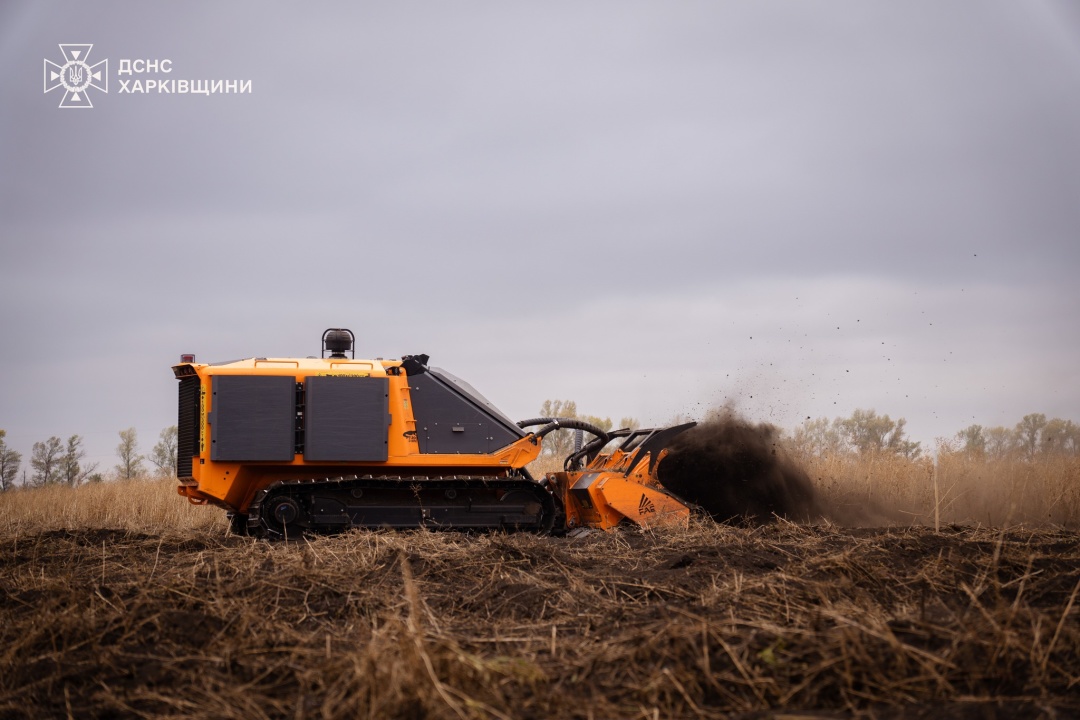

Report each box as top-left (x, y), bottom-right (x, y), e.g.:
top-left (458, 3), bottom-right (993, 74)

top-left (238, 475), bottom-right (557, 539)
top-left (521, 418), bottom-right (701, 530)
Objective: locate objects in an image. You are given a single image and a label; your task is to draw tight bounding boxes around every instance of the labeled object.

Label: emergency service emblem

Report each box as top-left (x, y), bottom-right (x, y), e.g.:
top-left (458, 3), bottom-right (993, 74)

top-left (44, 44), bottom-right (108, 108)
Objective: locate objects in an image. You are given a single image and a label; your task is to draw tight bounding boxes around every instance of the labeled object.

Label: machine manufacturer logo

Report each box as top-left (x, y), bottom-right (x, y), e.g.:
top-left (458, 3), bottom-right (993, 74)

top-left (638, 494), bottom-right (656, 515)
top-left (43, 44), bottom-right (108, 108)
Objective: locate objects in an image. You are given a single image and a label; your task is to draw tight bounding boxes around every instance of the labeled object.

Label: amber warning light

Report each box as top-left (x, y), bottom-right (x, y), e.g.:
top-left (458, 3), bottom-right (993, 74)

top-left (180, 353), bottom-right (196, 363)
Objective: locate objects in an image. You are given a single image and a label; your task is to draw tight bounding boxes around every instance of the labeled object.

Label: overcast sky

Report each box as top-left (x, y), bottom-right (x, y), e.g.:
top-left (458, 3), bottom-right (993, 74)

top-left (2, 1), bottom-right (1079, 474)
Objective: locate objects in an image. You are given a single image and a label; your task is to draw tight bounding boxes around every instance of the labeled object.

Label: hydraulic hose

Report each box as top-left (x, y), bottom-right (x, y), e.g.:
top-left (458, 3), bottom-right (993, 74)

top-left (532, 418), bottom-right (610, 446)
top-left (517, 417), bottom-right (555, 429)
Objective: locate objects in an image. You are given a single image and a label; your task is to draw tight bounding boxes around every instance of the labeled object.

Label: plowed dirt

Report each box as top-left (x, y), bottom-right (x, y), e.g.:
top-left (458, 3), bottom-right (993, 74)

top-left (2, 522), bottom-right (1078, 719)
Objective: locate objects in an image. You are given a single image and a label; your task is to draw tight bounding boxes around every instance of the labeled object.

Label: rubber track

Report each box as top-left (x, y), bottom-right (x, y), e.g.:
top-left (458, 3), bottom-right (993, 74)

top-left (244, 474), bottom-right (557, 539)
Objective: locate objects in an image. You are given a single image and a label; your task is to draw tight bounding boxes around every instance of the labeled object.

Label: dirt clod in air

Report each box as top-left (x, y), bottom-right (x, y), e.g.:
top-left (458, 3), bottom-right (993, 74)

top-left (657, 412), bottom-right (820, 523)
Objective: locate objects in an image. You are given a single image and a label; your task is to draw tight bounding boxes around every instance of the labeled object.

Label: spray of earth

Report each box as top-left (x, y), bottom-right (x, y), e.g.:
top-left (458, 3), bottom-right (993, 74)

top-left (657, 410), bottom-right (822, 523)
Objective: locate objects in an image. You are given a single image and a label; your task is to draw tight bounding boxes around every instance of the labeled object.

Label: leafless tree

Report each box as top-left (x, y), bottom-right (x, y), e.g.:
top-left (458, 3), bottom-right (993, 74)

top-left (956, 424), bottom-right (986, 456)
top-left (1040, 418), bottom-right (1079, 456)
top-left (0, 430), bottom-right (21, 491)
top-left (791, 417), bottom-right (846, 457)
top-left (115, 427), bottom-right (145, 479)
top-left (1015, 413), bottom-right (1048, 460)
top-left (61, 434), bottom-right (98, 486)
top-left (31, 436), bottom-right (64, 486)
top-left (533, 400), bottom-right (636, 459)
top-left (984, 426), bottom-right (1016, 460)
top-left (150, 426), bottom-right (178, 477)
top-left (838, 409), bottom-right (921, 459)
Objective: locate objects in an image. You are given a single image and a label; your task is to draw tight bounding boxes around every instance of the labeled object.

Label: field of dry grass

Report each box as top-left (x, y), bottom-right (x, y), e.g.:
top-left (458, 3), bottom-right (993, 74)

top-left (1, 461), bottom-right (1078, 719)
top-left (796, 452), bottom-right (1080, 529)
top-left (0, 478), bottom-right (226, 536)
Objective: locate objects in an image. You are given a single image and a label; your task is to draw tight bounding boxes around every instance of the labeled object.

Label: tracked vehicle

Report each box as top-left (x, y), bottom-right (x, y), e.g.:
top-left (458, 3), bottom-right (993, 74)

top-left (173, 329), bottom-right (697, 537)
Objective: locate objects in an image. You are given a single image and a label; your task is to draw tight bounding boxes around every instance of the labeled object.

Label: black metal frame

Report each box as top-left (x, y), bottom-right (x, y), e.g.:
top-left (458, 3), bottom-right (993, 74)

top-left (321, 328), bottom-right (356, 359)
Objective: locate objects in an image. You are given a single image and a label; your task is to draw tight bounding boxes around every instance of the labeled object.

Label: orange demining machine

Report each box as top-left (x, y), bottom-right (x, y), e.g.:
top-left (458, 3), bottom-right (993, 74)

top-left (173, 329), bottom-right (696, 537)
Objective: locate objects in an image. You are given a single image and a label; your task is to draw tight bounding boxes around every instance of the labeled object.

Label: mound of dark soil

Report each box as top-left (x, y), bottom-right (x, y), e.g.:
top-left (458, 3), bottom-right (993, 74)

top-left (657, 414), bottom-right (820, 522)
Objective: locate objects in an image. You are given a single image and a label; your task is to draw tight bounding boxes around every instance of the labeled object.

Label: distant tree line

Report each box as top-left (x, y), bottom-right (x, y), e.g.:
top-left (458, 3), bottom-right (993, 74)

top-left (789, 410), bottom-right (1080, 461)
top-left (789, 409), bottom-right (923, 459)
top-left (953, 414), bottom-right (1079, 460)
top-left (0, 425), bottom-right (178, 490)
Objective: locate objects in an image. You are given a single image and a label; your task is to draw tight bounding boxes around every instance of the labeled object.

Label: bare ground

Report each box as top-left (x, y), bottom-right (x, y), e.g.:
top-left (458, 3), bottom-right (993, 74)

top-left (1, 520), bottom-right (1078, 719)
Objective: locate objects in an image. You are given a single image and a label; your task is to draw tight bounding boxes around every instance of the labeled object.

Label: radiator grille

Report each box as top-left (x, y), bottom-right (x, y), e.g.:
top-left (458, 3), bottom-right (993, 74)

top-left (177, 376), bottom-right (200, 478)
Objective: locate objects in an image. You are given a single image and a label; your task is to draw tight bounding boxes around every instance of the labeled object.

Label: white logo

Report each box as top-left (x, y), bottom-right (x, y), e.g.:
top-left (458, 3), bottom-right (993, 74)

top-left (44, 44), bottom-right (108, 108)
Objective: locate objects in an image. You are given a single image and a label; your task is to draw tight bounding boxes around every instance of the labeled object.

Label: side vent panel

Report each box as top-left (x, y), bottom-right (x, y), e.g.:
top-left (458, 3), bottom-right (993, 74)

top-left (176, 376), bottom-right (200, 478)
